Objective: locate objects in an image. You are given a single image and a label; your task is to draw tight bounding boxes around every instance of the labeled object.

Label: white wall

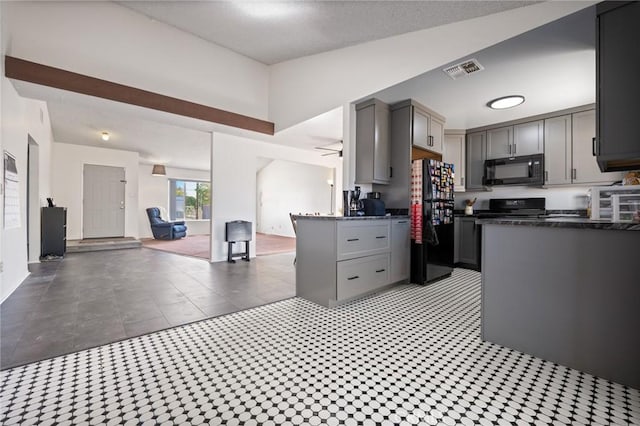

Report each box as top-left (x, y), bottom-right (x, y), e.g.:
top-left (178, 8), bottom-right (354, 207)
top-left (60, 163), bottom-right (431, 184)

top-left (1, 0), bottom-right (5, 294)
top-left (138, 163), bottom-right (211, 238)
top-left (458, 186), bottom-right (594, 211)
top-left (256, 160), bottom-right (334, 237)
top-left (211, 133), bottom-right (341, 262)
top-left (25, 102), bottom-right (54, 263)
top-left (3, 1), bottom-right (269, 120)
top-left (1, 76), bottom-right (29, 302)
top-left (51, 143), bottom-right (139, 240)
top-left (269, 1), bottom-right (595, 131)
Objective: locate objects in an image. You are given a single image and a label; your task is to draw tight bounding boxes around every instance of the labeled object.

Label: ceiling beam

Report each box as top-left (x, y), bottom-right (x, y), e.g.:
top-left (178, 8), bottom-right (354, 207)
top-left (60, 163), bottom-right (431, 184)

top-left (4, 56), bottom-right (275, 135)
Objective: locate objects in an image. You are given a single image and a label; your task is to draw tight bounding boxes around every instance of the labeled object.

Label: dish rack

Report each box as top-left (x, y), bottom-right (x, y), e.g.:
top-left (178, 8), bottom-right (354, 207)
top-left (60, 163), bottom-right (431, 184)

top-left (590, 186), bottom-right (640, 222)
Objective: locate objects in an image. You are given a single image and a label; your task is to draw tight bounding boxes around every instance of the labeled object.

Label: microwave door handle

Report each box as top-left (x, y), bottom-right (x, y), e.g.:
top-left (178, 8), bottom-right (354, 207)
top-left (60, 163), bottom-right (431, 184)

top-left (528, 161), bottom-right (533, 177)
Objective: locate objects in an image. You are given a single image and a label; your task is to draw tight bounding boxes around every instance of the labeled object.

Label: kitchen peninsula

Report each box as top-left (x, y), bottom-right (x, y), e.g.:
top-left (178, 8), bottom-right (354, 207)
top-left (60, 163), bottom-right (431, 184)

top-left (295, 215), bottom-right (410, 307)
top-left (479, 217), bottom-right (640, 388)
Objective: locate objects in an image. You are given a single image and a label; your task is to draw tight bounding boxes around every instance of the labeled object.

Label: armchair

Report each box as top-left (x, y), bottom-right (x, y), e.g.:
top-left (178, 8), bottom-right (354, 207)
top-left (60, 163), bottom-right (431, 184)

top-left (146, 207), bottom-right (187, 240)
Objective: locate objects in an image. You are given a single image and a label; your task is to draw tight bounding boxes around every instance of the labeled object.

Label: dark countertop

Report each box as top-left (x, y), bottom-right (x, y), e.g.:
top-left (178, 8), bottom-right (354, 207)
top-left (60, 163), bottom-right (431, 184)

top-left (294, 215), bottom-right (409, 221)
top-left (477, 217), bottom-right (640, 231)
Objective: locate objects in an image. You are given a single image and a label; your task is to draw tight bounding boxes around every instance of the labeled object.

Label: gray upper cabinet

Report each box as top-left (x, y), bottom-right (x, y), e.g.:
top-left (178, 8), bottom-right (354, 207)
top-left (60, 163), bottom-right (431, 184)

top-left (355, 99), bottom-right (390, 185)
top-left (545, 109), bottom-right (624, 185)
top-left (486, 126), bottom-right (512, 159)
top-left (513, 121), bottom-right (544, 156)
top-left (486, 121), bottom-right (543, 159)
top-left (596, 1), bottom-right (640, 171)
top-left (443, 131), bottom-right (466, 191)
top-left (430, 115), bottom-right (445, 154)
top-left (393, 99), bottom-right (445, 155)
top-left (572, 110), bottom-right (624, 184)
top-left (466, 131), bottom-right (486, 190)
top-left (544, 114), bottom-right (572, 185)
top-left (384, 100), bottom-right (447, 209)
top-left (412, 108), bottom-right (429, 150)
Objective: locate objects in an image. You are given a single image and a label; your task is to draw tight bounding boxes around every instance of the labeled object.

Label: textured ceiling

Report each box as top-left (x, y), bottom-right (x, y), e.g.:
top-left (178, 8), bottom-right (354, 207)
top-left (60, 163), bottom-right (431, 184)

top-left (120, 1), bottom-right (540, 65)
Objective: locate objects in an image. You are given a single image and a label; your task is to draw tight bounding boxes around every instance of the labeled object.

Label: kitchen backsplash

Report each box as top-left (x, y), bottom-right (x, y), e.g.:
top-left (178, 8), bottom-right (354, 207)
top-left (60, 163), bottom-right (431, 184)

top-left (456, 185), bottom-right (594, 210)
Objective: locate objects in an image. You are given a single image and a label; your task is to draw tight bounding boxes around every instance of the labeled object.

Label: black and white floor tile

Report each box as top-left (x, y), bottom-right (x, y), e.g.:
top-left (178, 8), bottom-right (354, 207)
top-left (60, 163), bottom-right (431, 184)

top-left (1, 269), bottom-right (638, 425)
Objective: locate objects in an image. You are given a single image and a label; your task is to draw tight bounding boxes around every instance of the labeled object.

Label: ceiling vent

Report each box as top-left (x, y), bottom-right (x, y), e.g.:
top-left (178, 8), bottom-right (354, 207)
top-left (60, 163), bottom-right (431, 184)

top-left (443, 59), bottom-right (484, 80)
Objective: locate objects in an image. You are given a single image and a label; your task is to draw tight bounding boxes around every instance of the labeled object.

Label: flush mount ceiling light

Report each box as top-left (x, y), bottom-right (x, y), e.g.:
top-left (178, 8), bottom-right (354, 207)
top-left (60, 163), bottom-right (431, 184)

top-left (101, 131), bottom-right (110, 141)
top-left (235, 2), bottom-right (299, 19)
top-left (151, 164), bottom-right (166, 176)
top-left (487, 95), bottom-right (525, 110)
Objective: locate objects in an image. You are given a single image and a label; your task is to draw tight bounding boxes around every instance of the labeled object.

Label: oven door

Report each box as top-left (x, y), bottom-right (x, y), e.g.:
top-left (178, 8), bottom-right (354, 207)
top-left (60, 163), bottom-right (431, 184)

top-left (484, 154), bottom-right (544, 186)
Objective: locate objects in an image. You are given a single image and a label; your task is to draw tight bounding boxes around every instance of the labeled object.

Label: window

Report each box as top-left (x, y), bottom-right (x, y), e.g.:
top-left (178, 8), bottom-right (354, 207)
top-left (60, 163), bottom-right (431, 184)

top-left (169, 179), bottom-right (211, 220)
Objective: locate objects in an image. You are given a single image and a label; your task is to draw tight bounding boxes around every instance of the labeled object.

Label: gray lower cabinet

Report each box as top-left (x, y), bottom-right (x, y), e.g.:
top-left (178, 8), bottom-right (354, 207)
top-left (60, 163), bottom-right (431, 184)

top-left (296, 217), bottom-right (409, 307)
top-left (465, 131), bottom-right (486, 190)
top-left (390, 218), bottom-right (410, 283)
top-left (455, 216), bottom-right (480, 270)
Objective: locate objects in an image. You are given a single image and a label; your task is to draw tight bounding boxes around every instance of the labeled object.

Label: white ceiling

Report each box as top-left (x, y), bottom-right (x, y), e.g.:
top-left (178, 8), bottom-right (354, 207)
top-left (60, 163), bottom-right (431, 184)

top-left (12, 2), bottom-right (596, 170)
top-left (370, 5), bottom-right (596, 129)
top-left (120, 1), bottom-right (539, 65)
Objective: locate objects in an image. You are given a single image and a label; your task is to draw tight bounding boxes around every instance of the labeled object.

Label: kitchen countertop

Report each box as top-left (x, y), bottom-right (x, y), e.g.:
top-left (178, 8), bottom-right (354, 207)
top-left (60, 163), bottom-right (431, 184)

top-left (294, 215), bottom-right (409, 221)
top-left (477, 217), bottom-right (640, 231)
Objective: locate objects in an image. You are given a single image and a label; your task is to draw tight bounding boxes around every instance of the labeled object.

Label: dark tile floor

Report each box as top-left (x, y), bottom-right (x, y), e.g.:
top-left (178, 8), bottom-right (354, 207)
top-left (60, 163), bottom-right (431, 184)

top-left (0, 248), bottom-right (295, 369)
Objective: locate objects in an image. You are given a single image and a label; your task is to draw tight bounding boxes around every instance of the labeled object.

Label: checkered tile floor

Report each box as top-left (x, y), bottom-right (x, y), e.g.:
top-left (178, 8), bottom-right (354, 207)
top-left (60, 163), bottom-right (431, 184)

top-left (1, 269), bottom-right (638, 425)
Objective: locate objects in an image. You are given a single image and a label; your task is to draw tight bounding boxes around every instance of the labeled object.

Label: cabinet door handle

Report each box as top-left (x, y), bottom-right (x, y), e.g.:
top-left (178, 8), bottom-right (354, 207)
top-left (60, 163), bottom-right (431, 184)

top-left (572, 168), bottom-right (577, 180)
top-left (461, 177), bottom-right (465, 186)
top-left (429, 135), bottom-right (434, 146)
top-left (375, 269), bottom-right (386, 273)
top-left (513, 143), bottom-right (517, 155)
top-left (347, 238), bottom-right (359, 242)
top-left (508, 144), bottom-right (512, 155)
top-left (545, 171), bottom-right (548, 182)
top-left (375, 236), bottom-right (387, 239)
top-left (397, 220), bottom-right (408, 224)
top-left (347, 275), bottom-right (359, 280)
top-left (592, 137), bottom-right (597, 156)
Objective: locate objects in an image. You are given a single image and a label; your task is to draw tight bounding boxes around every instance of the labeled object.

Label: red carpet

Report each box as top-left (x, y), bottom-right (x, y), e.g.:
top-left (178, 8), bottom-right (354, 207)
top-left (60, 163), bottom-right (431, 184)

top-left (255, 233), bottom-right (296, 256)
top-left (142, 235), bottom-right (210, 260)
top-left (142, 233), bottom-right (295, 260)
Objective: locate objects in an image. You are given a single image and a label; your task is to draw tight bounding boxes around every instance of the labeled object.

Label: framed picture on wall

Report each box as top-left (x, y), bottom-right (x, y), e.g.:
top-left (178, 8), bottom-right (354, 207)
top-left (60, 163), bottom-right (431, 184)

top-left (4, 151), bottom-right (21, 229)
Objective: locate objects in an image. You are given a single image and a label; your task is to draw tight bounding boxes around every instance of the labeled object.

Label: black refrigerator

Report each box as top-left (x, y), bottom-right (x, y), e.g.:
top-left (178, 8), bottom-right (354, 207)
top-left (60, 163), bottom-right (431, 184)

top-left (410, 159), bottom-right (455, 284)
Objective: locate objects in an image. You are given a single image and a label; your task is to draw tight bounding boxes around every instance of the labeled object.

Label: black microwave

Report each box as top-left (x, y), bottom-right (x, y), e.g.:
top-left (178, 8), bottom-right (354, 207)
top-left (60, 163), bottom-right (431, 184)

top-left (483, 154), bottom-right (544, 186)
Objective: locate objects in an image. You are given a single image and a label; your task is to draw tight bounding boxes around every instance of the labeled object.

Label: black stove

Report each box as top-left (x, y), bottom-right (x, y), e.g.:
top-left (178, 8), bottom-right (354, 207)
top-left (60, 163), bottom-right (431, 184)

top-left (479, 197), bottom-right (546, 218)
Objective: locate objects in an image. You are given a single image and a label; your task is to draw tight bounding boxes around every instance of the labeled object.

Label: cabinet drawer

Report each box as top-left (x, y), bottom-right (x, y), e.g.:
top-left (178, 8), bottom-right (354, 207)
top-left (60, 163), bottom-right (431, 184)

top-left (337, 221), bottom-right (390, 260)
top-left (337, 254), bottom-right (390, 300)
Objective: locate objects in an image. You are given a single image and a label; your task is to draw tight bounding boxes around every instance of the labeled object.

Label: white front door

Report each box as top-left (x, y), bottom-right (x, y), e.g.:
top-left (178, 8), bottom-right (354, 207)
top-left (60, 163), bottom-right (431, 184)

top-left (83, 164), bottom-right (126, 238)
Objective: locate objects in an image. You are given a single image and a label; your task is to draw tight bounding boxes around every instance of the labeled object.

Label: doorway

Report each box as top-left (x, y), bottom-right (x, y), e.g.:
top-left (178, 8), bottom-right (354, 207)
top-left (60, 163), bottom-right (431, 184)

top-left (27, 136), bottom-right (40, 262)
top-left (83, 164), bottom-right (126, 238)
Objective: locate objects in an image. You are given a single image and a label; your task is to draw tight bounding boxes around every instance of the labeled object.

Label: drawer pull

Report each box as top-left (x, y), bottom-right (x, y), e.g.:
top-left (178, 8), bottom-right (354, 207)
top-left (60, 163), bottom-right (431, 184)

top-left (347, 275), bottom-right (359, 280)
top-left (397, 220), bottom-right (408, 224)
top-left (347, 238), bottom-right (360, 242)
top-left (375, 236), bottom-right (387, 239)
top-left (376, 269), bottom-right (386, 273)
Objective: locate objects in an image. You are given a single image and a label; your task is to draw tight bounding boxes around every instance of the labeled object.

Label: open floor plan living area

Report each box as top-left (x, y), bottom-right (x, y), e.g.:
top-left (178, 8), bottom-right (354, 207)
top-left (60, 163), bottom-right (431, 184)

top-left (2, 1), bottom-right (639, 425)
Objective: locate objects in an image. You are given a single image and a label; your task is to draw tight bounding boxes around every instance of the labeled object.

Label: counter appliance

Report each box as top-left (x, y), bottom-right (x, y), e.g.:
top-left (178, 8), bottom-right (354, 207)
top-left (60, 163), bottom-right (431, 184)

top-left (484, 153), bottom-right (544, 186)
top-left (410, 159), bottom-right (455, 284)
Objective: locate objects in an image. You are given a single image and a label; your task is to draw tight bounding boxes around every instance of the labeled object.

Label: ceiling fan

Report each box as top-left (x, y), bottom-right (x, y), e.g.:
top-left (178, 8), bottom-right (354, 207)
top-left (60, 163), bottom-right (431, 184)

top-left (314, 140), bottom-right (343, 157)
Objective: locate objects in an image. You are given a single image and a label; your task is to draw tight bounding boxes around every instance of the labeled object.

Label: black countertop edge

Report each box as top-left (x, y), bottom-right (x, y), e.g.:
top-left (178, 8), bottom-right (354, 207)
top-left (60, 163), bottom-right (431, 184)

top-left (294, 215), bottom-right (410, 221)
top-left (477, 217), bottom-right (640, 231)
top-left (453, 209), bottom-right (589, 218)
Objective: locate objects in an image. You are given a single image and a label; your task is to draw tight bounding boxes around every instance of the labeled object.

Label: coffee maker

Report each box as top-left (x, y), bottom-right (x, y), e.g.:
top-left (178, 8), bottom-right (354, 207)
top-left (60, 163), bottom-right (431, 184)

top-left (342, 186), bottom-right (364, 216)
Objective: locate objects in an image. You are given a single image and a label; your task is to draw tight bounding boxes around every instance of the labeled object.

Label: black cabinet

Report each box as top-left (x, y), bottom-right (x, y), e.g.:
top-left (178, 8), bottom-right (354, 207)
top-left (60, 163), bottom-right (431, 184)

top-left (596, 1), bottom-right (640, 171)
top-left (455, 216), bottom-right (481, 271)
top-left (41, 207), bottom-right (67, 257)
